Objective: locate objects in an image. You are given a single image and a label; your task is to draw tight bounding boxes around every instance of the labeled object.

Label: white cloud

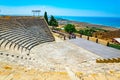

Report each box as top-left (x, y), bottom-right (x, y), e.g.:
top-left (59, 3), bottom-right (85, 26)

top-left (0, 6), bottom-right (117, 17)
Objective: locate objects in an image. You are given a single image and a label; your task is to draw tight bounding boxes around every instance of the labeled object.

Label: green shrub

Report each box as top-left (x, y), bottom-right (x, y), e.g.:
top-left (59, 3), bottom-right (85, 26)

top-left (78, 28), bottom-right (95, 36)
top-left (64, 24), bottom-right (76, 34)
top-left (108, 44), bottom-right (120, 50)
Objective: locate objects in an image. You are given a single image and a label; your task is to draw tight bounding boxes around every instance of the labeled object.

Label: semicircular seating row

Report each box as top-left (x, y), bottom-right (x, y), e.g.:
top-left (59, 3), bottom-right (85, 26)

top-left (0, 17), bottom-right (55, 53)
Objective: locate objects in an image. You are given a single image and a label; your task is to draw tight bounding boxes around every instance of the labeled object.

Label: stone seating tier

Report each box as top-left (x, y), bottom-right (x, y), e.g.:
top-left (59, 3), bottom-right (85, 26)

top-left (0, 17), bottom-right (55, 53)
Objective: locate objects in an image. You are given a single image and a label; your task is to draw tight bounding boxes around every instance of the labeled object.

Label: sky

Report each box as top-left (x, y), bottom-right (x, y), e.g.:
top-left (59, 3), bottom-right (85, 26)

top-left (0, 0), bottom-right (120, 17)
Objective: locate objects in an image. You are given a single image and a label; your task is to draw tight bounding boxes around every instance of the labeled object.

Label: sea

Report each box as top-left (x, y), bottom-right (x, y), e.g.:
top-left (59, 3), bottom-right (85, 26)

top-left (56, 16), bottom-right (120, 29)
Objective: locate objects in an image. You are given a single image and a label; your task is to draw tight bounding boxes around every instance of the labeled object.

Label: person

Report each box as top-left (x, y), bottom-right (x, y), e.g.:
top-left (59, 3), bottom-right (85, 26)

top-left (74, 34), bottom-right (76, 39)
top-left (64, 35), bottom-right (66, 40)
top-left (107, 42), bottom-right (109, 46)
top-left (72, 33), bottom-right (76, 39)
top-left (69, 35), bottom-right (71, 39)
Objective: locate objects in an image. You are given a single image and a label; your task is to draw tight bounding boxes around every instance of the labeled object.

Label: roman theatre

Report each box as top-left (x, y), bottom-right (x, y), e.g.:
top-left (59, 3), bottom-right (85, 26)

top-left (0, 16), bottom-right (120, 80)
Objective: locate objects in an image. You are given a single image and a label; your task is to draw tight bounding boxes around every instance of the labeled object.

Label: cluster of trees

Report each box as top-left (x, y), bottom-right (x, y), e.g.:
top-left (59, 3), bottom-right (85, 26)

top-left (44, 12), bottom-right (58, 27)
top-left (44, 12), bottom-right (107, 37)
top-left (44, 12), bottom-right (76, 34)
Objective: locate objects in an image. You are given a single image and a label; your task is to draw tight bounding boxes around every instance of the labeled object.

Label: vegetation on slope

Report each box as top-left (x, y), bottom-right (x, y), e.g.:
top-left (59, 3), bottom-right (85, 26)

top-left (93, 29), bottom-right (120, 41)
top-left (77, 27), bottom-right (107, 36)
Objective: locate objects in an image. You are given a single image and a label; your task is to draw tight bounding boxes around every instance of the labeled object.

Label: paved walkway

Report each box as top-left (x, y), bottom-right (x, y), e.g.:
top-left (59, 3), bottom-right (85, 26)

top-left (69, 38), bottom-right (120, 58)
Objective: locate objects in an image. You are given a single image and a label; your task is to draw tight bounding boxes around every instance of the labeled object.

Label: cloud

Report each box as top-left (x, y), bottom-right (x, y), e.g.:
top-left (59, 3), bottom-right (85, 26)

top-left (0, 6), bottom-right (118, 17)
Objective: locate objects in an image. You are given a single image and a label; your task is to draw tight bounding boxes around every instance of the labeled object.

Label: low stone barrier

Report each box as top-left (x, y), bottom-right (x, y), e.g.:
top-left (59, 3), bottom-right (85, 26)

top-left (76, 34), bottom-right (108, 46)
top-left (89, 37), bottom-right (98, 43)
top-left (96, 58), bottom-right (120, 63)
top-left (74, 33), bottom-right (82, 38)
top-left (82, 35), bottom-right (89, 40)
top-left (98, 39), bottom-right (108, 46)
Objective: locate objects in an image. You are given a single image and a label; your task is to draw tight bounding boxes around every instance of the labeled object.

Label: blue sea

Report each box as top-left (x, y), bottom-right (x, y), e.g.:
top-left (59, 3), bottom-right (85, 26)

top-left (56, 16), bottom-right (120, 28)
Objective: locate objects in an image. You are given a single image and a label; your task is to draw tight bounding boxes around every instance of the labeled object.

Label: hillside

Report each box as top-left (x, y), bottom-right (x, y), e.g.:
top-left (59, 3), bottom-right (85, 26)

top-left (93, 29), bottom-right (120, 41)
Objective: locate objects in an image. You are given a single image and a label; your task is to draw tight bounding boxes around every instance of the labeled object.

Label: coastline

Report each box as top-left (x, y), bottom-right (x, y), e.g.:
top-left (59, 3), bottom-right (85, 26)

top-left (57, 18), bottom-right (119, 31)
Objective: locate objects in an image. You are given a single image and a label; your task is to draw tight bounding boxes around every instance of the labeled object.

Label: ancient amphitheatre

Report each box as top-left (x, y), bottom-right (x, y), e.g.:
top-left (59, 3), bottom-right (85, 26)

top-left (0, 16), bottom-right (120, 80)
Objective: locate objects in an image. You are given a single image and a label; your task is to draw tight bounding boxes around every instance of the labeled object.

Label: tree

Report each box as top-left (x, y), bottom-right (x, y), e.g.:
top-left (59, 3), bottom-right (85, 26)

top-left (49, 15), bottom-right (58, 27)
top-left (44, 11), bottom-right (49, 24)
top-left (64, 24), bottom-right (76, 34)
